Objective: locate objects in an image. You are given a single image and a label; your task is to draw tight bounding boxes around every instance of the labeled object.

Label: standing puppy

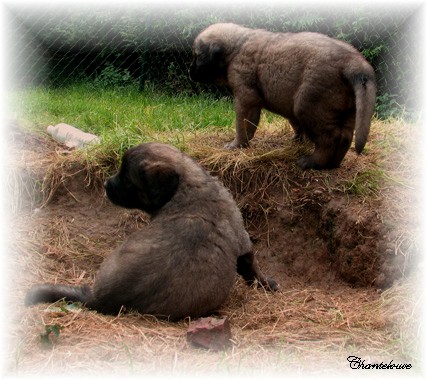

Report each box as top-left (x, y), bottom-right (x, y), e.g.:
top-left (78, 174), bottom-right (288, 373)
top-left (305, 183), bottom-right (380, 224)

top-left (190, 23), bottom-right (376, 170)
top-left (25, 143), bottom-right (277, 321)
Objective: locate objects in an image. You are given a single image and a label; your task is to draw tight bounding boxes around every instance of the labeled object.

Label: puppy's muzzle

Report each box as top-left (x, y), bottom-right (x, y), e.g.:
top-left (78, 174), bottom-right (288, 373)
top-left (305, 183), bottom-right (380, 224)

top-left (104, 177), bottom-right (118, 202)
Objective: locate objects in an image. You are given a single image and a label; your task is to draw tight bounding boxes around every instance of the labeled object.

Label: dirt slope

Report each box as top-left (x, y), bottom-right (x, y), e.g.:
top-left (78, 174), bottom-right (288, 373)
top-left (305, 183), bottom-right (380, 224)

top-left (3, 121), bottom-right (423, 376)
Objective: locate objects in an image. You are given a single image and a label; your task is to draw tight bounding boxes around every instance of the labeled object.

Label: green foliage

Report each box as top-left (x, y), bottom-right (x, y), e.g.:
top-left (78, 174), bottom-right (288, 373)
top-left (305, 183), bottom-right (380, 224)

top-left (40, 324), bottom-right (63, 347)
top-left (361, 44), bottom-right (388, 62)
top-left (375, 93), bottom-right (407, 120)
top-left (342, 167), bottom-right (384, 196)
top-left (94, 63), bottom-right (135, 89)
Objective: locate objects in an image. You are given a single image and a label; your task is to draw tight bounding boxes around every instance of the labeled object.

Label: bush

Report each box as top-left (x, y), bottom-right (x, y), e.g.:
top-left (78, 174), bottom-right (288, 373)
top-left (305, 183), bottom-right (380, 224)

top-left (93, 63), bottom-right (135, 89)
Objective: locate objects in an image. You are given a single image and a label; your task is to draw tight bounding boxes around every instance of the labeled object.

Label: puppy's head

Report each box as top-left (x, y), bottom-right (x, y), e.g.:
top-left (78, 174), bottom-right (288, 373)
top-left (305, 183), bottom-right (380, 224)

top-left (189, 26), bottom-right (228, 84)
top-left (105, 143), bottom-right (180, 214)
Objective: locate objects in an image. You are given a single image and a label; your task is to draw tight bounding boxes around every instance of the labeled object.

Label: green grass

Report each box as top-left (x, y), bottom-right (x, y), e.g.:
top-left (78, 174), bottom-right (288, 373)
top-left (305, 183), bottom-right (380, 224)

top-left (9, 85), bottom-right (414, 194)
top-left (9, 84), bottom-right (235, 148)
top-left (341, 166), bottom-right (384, 197)
top-left (8, 84), bottom-right (289, 179)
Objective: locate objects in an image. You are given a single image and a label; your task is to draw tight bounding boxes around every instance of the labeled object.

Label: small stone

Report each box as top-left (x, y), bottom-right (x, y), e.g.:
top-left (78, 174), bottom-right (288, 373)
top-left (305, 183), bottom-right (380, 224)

top-left (186, 316), bottom-right (232, 351)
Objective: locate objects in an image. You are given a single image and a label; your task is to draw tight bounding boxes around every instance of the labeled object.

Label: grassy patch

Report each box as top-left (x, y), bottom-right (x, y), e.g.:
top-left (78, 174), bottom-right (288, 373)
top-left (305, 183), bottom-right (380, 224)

top-left (8, 85), bottom-right (292, 176)
top-left (9, 83), bottom-right (234, 147)
top-left (341, 166), bottom-right (384, 196)
top-left (8, 86), bottom-right (420, 198)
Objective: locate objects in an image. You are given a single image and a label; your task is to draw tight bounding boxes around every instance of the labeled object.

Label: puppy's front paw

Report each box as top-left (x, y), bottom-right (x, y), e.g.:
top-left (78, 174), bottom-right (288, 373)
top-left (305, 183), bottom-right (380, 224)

top-left (297, 155), bottom-right (339, 170)
top-left (224, 140), bottom-right (248, 150)
top-left (296, 155), bottom-right (314, 170)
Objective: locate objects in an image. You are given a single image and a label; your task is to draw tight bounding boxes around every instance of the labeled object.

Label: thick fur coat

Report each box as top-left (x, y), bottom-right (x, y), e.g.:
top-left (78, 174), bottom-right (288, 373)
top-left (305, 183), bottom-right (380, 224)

top-left (25, 143), bottom-right (276, 320)
top-left (190, 23), bottom-right (376, 169)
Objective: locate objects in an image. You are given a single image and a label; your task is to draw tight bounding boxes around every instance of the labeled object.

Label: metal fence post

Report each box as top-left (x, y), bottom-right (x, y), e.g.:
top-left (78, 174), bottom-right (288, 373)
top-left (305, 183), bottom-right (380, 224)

top-left (139, 46), bottom-right (148, 92)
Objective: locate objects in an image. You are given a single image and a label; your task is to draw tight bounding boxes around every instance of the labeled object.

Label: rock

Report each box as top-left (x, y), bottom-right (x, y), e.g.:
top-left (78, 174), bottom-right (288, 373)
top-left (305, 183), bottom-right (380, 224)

top-left (186, 316), bottom-right (232, 351)
top-left (46, 123), bottom-right (100, 149)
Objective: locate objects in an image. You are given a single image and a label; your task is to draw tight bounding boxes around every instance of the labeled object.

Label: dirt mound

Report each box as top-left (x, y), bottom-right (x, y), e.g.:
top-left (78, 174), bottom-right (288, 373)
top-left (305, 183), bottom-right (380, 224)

top-left (4, 120), bottom-right (423, 375)
top-left (7, 121), bottom-right (421, 289)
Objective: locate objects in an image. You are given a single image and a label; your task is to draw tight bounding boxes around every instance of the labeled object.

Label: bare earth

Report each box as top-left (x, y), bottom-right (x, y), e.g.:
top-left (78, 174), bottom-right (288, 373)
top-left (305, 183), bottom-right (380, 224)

top-left (4, 120), bottom-right (424, 376)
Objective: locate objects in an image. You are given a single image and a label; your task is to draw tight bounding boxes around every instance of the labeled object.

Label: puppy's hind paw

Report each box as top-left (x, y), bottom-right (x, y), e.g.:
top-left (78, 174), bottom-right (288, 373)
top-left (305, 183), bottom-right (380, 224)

top-left (265, 277), bottom-right (279, 291)
top-left (259, 277), bottom-right (279, 292)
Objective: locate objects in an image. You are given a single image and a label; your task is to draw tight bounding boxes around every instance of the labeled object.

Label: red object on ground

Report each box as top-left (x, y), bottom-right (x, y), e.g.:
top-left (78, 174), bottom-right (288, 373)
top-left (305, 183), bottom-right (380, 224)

top-left (186, 316), bottom-right (232, 350)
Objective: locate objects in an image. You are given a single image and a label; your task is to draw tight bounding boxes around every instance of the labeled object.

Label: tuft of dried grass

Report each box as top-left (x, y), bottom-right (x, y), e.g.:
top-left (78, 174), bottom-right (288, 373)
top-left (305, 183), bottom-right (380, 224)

top-left (9, 118), bottom-right (420, 217)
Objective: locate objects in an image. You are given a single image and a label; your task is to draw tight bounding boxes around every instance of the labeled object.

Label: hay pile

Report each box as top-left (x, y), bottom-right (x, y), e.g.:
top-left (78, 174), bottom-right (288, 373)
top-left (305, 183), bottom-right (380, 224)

top-left (6, 276), bottom-right (422, 375)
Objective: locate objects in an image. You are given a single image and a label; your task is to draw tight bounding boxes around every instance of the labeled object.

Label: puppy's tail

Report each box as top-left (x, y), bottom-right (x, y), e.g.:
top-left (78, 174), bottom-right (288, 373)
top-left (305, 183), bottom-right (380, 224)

top-left (25, 284), bottom-right (93, 307)
top-left (344, 63), bottom-right (376, 154)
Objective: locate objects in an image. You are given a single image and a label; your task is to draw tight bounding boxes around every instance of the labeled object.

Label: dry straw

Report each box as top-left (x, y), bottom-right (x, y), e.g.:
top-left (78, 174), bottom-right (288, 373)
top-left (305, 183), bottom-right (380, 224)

top-left (5, 118), bottom-right (424, 376)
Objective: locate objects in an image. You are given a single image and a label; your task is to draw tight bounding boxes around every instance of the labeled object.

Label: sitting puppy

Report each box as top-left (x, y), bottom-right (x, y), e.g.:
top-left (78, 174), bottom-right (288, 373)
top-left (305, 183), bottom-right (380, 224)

top-left (25, 143), bottom-right (277, 320)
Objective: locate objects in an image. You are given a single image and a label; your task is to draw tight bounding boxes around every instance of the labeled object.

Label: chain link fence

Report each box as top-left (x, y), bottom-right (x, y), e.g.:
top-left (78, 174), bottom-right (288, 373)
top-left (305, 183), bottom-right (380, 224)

top-left (5, 2), bottom-right (424, 118)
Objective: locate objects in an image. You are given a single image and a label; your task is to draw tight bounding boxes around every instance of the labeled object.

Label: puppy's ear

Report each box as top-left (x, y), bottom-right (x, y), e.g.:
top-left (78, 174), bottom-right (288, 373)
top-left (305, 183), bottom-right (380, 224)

top-left (140, 162), bottom-right (180, 210)
top-left (209, 42), bottom-right (223, 61)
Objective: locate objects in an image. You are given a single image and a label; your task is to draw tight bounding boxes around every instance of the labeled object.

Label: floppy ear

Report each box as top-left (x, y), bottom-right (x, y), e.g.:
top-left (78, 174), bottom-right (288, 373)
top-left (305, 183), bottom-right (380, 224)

top-left (140, 162), bottom-right (180, 211)
top-left (209, 42), bottom-right (222, 59)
